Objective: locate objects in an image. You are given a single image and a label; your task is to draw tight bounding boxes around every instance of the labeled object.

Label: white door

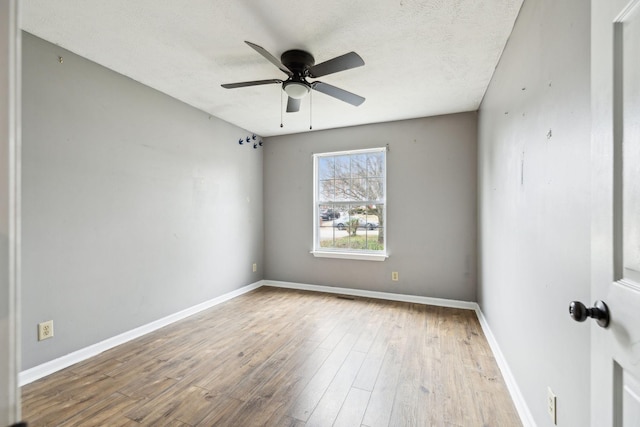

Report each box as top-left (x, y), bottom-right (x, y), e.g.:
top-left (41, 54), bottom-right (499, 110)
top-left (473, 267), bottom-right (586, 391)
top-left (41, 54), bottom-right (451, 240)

top-left (0, 1), bottom-right (20, 425)
top-left (591, 0), bottom-right (640, 425)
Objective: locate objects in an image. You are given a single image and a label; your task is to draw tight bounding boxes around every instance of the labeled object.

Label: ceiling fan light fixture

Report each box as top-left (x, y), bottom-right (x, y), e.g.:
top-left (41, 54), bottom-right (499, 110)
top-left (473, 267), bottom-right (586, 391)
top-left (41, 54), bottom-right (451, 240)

top-left (283, 81), bottom-right (310, 99)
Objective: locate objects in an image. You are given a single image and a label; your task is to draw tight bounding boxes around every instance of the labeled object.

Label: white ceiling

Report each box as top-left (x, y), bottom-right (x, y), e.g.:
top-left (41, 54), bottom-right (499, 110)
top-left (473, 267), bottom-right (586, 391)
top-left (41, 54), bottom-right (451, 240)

top-left (21, 0), bottom-right (523, 137)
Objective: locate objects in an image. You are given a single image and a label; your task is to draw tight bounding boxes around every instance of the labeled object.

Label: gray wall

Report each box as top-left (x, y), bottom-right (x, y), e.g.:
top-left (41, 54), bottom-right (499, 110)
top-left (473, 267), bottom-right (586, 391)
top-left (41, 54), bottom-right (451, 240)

top-left (477, 1), bottom-right (591, 425)
top-left (264, 113), bottom-right (477, 301)
top-left (21, 33), bottom-right (264, 369)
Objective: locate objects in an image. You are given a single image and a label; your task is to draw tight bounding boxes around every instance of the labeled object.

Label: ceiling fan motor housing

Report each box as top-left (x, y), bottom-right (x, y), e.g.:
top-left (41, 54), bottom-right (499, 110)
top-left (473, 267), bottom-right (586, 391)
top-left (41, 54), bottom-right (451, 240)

top-left (281, 49), bottom-right (315, 98)
top-left (281, 50), bottom-right (315, 76)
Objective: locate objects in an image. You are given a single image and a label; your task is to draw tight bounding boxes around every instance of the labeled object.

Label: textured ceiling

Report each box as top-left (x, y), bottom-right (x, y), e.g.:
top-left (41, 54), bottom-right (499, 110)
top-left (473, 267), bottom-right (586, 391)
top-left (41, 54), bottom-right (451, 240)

top-left (21, 0), bottom-right (523, 137)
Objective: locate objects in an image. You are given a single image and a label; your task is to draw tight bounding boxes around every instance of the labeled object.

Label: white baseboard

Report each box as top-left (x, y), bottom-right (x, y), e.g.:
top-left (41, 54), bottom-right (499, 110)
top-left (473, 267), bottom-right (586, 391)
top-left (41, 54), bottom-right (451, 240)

top-left (20, 278), bottom-right (535, 427)
top-left (263, 280), bottom-right (478, 310)
top-left (19, 280), bottom-right (264, 386)
top-left (474, 307), bottom-right (536, 427)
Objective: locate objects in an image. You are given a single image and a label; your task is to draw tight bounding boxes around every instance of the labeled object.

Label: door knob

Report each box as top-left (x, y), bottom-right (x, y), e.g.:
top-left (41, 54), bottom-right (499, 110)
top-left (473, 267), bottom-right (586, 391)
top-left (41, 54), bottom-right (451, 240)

top-left (569, 300), bottom-right (610, 328)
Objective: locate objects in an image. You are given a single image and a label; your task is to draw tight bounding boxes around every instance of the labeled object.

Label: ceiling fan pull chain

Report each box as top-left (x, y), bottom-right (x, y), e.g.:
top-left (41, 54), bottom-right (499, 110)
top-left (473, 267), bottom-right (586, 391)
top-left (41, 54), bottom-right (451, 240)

top-left (309, 90), bottom-right (313, 130)
top-left (280, 88), bottom-right (284, 128)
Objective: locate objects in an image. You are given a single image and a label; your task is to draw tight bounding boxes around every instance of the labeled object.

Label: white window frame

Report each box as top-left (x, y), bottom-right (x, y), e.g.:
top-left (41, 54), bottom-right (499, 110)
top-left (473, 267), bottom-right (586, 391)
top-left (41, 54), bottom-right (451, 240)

top-left (311, 147), bottom-right (388, 261)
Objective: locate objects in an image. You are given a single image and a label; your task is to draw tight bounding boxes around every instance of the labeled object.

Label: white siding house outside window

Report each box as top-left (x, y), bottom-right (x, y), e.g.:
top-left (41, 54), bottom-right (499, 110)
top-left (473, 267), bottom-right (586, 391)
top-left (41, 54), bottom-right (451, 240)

top-left (312, 147), bottom-right (387, 261)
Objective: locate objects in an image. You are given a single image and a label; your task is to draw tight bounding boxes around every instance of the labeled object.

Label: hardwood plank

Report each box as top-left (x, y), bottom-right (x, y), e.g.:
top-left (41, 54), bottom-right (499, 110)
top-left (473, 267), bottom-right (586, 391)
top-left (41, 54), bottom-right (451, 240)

top-left (333, 386), bottom-right (371, 427)
top-left (352, 301), bottom-right (404, 392)
top-left (287, 331), bottom-right (359, 421)
top-left (186, 394), bottom-right (245, 426)
top-left (124, 383), bottom-right (214, 425)
top-left (60, 392), bottom-right (137, 427)
top-left (305, 350), bottom-right (366, 426)
top-left (361, 304), bottom-right (410, 427)
top-left (21, 393), bottom-right (80, 426)
top-left (164, 386), bottom-right (222, 426)
top-left (388, 304), bottom-right (427, 427)
top-left (419, 305), bottom-right (444, 426)
top-left (351, 299), bottom-right (385, 354)
top-left (273, 415), bottom-right (306, 427)
top-left (232, 345), bottom-right (333, 425)
top-left (226, 334), bottom-right (316, 400)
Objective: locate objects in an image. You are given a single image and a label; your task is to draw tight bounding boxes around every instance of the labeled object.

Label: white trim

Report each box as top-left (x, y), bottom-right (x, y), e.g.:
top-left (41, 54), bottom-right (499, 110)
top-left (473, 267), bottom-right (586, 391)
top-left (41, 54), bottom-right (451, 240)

top-left (614, 0), bottom-right (640, 22)
top-left (313, 146), bottom-right (387, 158)
top-left (19, 280), bottom-right (264, 386)
top-left (313, 148), bottom-right (387, 255)
top-left (310, 250), bottom-right (388, 261)
top-left (2, 0), bottom-right (22, 423)
top-left (474, 307), bottom-right (536, 427)
top-left (263, 280), bottom-right (477, 310)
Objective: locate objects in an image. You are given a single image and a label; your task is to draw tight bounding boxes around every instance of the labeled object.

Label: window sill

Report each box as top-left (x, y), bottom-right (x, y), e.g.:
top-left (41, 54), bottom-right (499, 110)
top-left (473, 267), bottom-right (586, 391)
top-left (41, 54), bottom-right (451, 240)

top-left (310, 250), bottom-right (388, 262)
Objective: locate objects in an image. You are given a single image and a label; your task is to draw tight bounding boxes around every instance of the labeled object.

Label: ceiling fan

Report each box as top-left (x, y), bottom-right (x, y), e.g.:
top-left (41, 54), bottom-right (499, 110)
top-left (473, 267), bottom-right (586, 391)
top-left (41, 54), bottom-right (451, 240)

top-left (222, 41), bottom-right (365, 113)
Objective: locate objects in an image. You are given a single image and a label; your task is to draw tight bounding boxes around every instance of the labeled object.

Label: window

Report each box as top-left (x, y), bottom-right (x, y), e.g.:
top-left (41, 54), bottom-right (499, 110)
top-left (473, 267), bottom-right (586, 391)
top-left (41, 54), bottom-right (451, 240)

top-left (312, 147), bottom-right (387, 261)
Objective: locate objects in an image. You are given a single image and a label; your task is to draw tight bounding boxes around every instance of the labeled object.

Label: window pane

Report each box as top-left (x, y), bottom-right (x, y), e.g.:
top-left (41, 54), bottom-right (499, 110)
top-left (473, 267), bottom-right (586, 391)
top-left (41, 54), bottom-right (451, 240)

top-left (350, 178), bottom-right (367, 201)
top-left (335, 156), bottom-right (350, 179)
top-left (351, 154), bottom-right (367, 178)
top-left (368, 152), bottom-right (384, 177)
top-left (335, 177), bottom-right (350, 201)
top-left (319, 180), bottom-right (335, 202)
top-left (319, 157), bottom-right (335, 180)
top-left (350, 205), bottom-right (359, 248)
top-left (319, 204), bottom-right (337, 249)
top-left (366, 205), bottom-right (384, 249)
top-left (367, 178), bottom-right (384, 201)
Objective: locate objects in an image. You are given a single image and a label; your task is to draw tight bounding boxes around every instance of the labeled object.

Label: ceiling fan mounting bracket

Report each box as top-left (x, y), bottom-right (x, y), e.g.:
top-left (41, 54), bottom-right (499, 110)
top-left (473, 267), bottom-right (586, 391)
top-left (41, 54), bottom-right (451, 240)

top-left (280, 50), bottom-right (315, 75)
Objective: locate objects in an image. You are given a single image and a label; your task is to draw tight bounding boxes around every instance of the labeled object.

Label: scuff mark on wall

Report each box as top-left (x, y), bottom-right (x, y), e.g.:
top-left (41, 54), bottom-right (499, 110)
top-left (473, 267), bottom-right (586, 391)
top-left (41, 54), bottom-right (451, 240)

top-left (521, 150), bottom-right (525, 186)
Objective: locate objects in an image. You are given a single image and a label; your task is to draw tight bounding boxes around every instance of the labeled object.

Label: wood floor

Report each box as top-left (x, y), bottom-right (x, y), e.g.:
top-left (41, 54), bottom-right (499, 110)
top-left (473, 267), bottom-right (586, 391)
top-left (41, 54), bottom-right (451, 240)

top-left (22, 286), bottom-right (522, 426)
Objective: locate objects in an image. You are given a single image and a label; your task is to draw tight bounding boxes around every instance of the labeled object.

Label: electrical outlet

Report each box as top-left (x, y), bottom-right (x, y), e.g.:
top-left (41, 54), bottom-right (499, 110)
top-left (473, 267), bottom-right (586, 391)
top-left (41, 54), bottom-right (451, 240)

top-left (547, 387), bottom-right (557, 425)
top-left (38, 320), bottom-right (54, 341)
top-left (252, 263), bottom-right (257, 272)
top-left (392, 271), bottom-right (399, 281)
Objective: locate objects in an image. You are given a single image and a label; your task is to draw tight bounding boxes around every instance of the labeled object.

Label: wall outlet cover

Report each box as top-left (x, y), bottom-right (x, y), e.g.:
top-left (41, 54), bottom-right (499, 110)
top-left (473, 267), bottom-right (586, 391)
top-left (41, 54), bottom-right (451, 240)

top-left (38, 320), bottom-right (54, 341)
